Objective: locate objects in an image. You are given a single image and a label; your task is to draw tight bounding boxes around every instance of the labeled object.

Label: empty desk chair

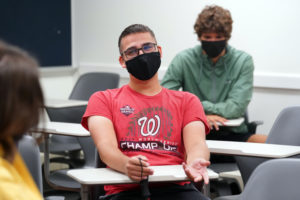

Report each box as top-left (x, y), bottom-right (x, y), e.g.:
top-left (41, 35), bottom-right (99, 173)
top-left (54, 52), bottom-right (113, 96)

top-left (215, 159), bottom-right (300, 200)
top-left (43, 132), bottom-right (98, 193)
top-left (18, 135), bottom-right (64, 200)
top-left (44, 72), bottom-right (120, 168)
top-left (236, 106), bottom-right (300, 185)
top-left (214, 106), bottom-right (300, 199)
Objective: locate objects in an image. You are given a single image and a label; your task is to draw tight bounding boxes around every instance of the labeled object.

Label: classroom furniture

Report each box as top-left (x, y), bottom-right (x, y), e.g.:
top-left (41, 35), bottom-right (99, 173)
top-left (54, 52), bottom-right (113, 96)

top-left (35, 122), bottom-right (218, 200)
top-left (36, 122), bottom-right (94, 192)
top-left (243, 110), bottom-right (263, 134)
top-left (208, 110), bottom-right (263, 196)
top-left (46, 99), bottom-right (88, 108)
top-left (207, 139), bottom-right (300, 197)
top-left (218, 170), bottom-right (243, 191)
top-left (235, 106), bottom-right (300, 185)
top-left (18, 135), bottom-right (64, 200)
top-left (44, 72), bottom-right (120, 168)
top-left (213, 106), bottom-right (300, 199)
top-left (67, 165), bottom-right (219, 200)
top-left (214, 159), bottom-right (300, 200)
top-left (208, 138), bottom-right (300, 195)
top-left (37, 121), bottom-right (90, 136)
top-left (207, 140), bottom-right (300, 158)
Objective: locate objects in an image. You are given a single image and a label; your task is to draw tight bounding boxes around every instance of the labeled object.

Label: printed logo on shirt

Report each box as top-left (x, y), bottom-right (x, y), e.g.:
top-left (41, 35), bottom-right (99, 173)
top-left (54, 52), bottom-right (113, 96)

top-left (121, 106), bottom-right (180, 156)
top-left (120, 105), bottom-right (135, 116)
top-left (138, 115), bottom-right (160, 137)
top-left (126, 106), bottom-right (173, 140)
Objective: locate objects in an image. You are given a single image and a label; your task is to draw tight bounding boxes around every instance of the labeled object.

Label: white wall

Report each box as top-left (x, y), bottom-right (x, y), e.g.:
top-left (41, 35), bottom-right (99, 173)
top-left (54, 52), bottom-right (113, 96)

top-left (41, 0), bottom-right (300, 134)
top-left (74, 0), bottom-right (300, 79)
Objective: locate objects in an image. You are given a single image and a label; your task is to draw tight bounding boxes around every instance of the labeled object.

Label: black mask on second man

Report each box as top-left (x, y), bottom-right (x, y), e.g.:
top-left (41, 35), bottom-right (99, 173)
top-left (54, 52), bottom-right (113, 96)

top-left (125, 52), bottom-right (161, 81)
top-left (201, 40), bottom-right (226, 58)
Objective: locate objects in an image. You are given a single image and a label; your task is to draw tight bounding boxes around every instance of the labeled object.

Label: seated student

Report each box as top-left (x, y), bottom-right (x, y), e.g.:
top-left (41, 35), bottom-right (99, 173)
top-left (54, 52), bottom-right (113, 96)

top-left (0, 40), bottom-right (44, 199)
top-left (161, 5), bottom-right (267, 145)
top-left (82, 24), bottom-right (211, 200)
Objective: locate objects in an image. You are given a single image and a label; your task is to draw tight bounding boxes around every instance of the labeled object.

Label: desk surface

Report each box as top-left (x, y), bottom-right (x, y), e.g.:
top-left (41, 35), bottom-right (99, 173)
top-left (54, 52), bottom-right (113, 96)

top-left (46, 98), bottom-right (88, 108)
top-left (207, 140), bottom-right (300, 158)
top-left (67, 165), bottom-right (219, 185)
top-left (35, 121), bottom-right (90, 136)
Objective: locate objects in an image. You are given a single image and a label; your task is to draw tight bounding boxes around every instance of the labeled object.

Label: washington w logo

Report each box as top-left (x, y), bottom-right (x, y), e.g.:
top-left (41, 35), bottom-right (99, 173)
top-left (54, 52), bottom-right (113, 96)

top-left (138, 115), bottom-right (160, 136)
top-left (127, 106), bottom-right (173, 139)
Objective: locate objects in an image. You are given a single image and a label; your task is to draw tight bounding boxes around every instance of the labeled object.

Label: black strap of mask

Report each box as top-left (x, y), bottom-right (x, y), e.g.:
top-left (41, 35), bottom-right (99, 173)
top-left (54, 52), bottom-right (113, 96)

top-left (139, 158), bottom-right (151, 200)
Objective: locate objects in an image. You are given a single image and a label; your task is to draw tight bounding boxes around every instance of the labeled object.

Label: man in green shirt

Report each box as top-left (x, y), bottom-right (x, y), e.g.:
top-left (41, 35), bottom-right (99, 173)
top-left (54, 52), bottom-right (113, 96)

top-left (162, 5), bottom-right (266, 152)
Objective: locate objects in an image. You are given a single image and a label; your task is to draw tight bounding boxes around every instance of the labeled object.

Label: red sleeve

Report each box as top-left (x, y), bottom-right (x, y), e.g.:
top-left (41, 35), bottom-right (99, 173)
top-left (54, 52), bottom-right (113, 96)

top-left (182, 93), bottom-right (210, 134)
top-left (81, 91), bottom-right (112, 130)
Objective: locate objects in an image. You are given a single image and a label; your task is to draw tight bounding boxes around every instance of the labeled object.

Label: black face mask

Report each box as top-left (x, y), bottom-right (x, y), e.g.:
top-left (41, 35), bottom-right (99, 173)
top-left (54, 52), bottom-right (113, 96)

top-left (125, 52), bottom-right (161, 80)
top-left (201, 40), bottom-right (226, 58)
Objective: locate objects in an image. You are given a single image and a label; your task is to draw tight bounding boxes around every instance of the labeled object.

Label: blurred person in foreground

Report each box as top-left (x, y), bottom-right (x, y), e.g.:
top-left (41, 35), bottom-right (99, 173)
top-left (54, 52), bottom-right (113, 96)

top-left (0, 40), bottom-right (44, 199)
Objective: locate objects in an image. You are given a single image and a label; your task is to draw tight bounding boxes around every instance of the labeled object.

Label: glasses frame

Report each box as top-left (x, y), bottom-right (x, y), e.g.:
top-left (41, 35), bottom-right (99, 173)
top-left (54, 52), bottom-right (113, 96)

top-left (121, 43), bottom-right (158, 60)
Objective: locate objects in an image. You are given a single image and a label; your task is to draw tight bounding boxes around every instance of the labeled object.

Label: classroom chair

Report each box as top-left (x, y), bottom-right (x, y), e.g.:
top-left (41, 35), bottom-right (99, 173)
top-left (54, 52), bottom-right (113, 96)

top-left (214, 158), bottom-right (300, 200)
top-left (214, 106), bottom-right (300, 199)
top-left (235, 106), bottom-right (300, 185)
top-left (208, 110), bottom-right (263, 196)
top-left (43, 72), bottom-right (120, 168)
top-left (18, 135), bottom-right (64, 200)
top-left (43, 133), bottom-right (98, 193)
top-left (42, 72), bottom-right (119, 194)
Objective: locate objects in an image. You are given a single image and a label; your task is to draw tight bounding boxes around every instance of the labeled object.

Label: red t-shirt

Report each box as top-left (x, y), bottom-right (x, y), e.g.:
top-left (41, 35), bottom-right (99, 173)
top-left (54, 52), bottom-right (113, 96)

top-left (82, 85), bottom-right (209, 194)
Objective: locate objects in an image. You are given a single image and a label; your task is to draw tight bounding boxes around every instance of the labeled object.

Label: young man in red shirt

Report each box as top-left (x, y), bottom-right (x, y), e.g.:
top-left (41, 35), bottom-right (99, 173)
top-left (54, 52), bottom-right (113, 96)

top-left (82, 24), bottom-right (210, 200)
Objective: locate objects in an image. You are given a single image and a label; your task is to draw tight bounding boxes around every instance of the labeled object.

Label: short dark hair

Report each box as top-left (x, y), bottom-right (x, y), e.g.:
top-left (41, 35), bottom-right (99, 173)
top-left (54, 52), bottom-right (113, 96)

top-left (0, 40), bottom-right (44, 158)
top-left (194, 5), bottom-right (233, 40)
top-left (118, 24), bottom-right (157, 54)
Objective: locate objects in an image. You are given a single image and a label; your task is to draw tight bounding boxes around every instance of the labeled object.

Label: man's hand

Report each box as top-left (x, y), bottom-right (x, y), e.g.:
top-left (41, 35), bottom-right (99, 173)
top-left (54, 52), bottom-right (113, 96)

top-left (206, 114), bottom-right (227, 130)
top-left (183, 158), bottom-right (210, 184)
top-left (125, 155), bottom-right (154, 182)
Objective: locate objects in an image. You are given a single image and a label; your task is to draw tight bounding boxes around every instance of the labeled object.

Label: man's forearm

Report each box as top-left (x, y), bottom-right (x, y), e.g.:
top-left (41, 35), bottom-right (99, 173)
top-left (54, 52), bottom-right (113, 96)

top-left (97, 142), bottom-right (129, 174)
top-left (186, 141), bottom-right (210, 165)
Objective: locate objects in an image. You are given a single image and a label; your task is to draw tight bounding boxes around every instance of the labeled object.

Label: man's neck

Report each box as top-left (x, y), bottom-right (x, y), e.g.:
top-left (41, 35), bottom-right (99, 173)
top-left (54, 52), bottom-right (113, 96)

top-left (128, 74), bottom-right (162, 96)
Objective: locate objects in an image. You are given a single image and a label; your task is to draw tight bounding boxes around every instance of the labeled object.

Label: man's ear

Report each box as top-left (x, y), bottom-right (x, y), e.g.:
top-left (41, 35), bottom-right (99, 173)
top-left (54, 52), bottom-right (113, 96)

top-left (157, 46), bottom-right (163, 58)
top-left (119, 56), bottom-right (126, 68)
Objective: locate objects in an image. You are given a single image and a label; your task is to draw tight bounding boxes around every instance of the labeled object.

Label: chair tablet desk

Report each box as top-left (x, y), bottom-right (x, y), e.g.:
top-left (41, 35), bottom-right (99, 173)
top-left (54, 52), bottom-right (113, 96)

top-left (207, 140), bottom-right (300, 158)
top-left (67, 165), bottom-right (219, 200)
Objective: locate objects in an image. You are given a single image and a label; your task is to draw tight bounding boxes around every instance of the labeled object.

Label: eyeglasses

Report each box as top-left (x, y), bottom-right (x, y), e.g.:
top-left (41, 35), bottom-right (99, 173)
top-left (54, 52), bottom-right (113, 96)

top-left (122, 43), bottom-right (157, 60)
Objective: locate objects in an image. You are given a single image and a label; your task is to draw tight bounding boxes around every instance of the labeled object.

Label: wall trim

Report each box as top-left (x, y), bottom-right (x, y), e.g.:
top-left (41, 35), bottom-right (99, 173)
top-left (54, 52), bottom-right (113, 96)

top-left (253, 72), bottom-right (300, 90)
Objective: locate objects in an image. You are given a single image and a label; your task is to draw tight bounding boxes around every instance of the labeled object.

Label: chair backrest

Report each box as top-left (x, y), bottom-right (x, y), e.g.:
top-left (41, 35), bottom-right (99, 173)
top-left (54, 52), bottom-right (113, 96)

top-left (18, 135), bottom-right (43, 193)
top-left (240, 159), bottom-right (300, 200)
top-left (46, 106), bottom-right (86, 123)
top-left (69, 72), bottom-right (120, 101)
top-left (46, 72), bottom-right (120, 123)
top-left (73, 72), bottom-right (120, 168)
top-left (236, 106), bottom-right (300, 185)
top-left (266, 106), bottom-right (300, 145)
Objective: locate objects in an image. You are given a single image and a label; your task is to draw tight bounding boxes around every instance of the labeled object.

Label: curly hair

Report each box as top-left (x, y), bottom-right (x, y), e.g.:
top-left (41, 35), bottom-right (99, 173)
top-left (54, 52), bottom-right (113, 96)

top-left (194, 5), bottom-right (233, 40)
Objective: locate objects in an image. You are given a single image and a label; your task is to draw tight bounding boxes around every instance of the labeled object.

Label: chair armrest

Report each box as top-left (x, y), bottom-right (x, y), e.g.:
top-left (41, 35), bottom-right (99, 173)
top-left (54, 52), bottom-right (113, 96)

top-left (247, 120), bottom-right (264, 134)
